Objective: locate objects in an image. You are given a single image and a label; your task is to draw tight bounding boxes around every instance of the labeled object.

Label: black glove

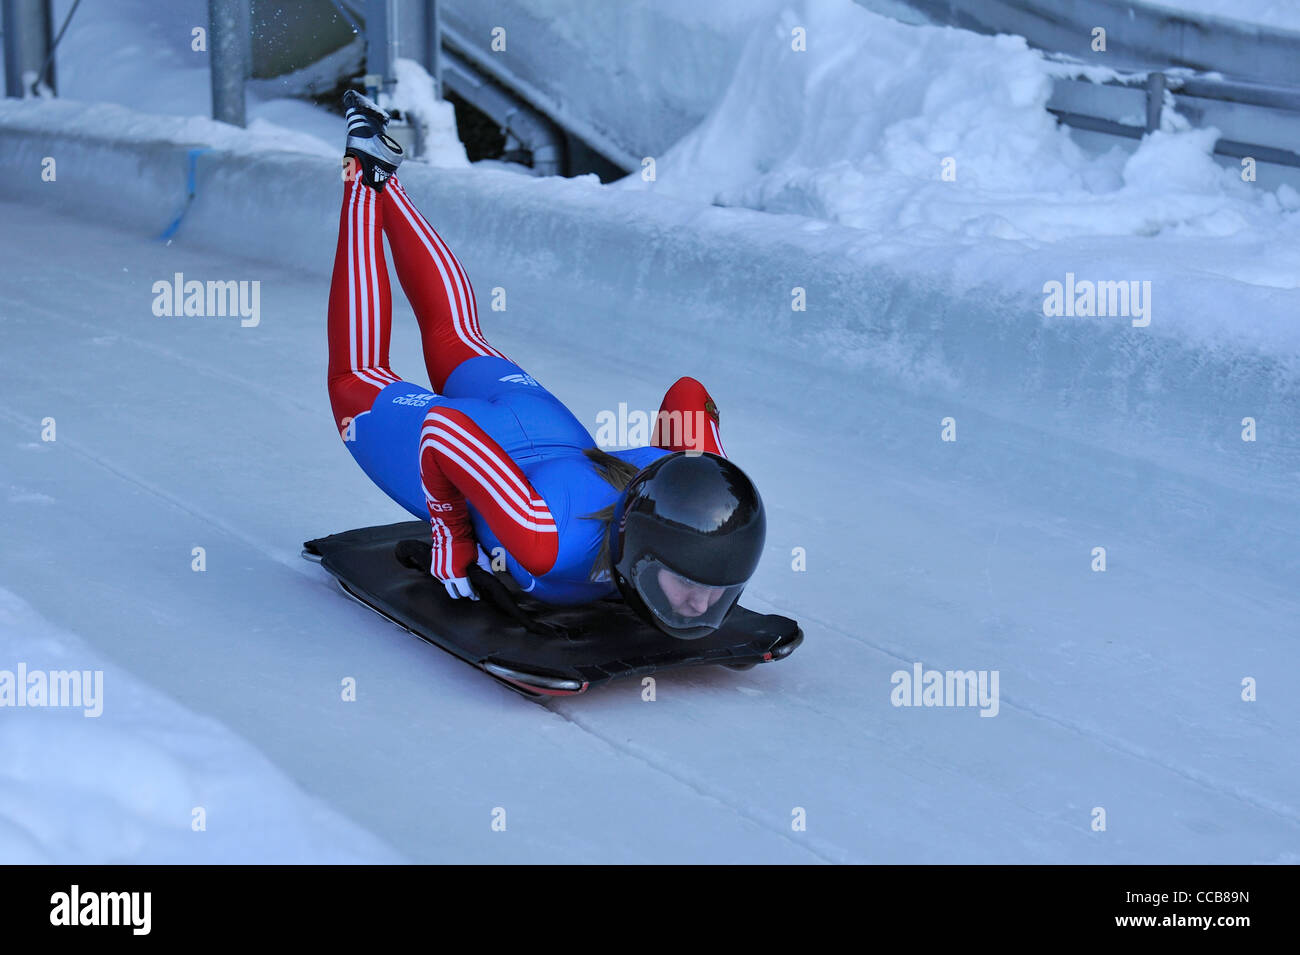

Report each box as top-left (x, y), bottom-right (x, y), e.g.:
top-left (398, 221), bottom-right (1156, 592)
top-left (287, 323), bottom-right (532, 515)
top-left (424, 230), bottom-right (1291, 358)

top-left (395, 540), bottom-right (566, 638)
top-left (395, 538), bottom-right (432, 571)
top-left (467, 565), bottom-right (569, 639)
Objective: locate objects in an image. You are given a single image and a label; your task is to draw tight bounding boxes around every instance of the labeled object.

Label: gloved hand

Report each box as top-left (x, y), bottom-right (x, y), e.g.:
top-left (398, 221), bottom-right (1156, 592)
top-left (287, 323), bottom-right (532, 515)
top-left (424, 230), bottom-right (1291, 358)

top-left (433, 538), bottom-right (484, 600)
top-left (395, 538), bottom-right (568, 637)
top-left (394, 538), bottom-right (482, 600)
top-left (433, 543), bottom-right (500, 600)
top-left (440, 574), bottom-right (479, 601)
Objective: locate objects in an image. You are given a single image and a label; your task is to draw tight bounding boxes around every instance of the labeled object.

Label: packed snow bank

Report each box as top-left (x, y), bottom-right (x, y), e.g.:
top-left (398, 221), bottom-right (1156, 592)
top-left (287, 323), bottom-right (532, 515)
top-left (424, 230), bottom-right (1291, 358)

top-left (0, 587), bottom-right (399, 863)
top-left (622, 0), bottom-right (1300, 287)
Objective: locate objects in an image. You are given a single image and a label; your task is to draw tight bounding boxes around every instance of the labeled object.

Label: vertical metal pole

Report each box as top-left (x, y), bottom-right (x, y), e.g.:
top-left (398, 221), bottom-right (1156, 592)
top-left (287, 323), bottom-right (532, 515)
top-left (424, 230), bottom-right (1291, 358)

top-left (428, 0), bottom-right (442, 98)
top-left (3, 0), bottom-right (55, 98)
top-left (364, 0), bottom-right (382, 98)
top-left (36, 0), bottom-right (53, 93)
top-left (364, 0), bottom-right (398, 99)
top-left (239, 0), bottom-right (252, 82)
top-left (1145, 71), bottom-right (1165, 133)
top-left (386, 0), bottom-right (399, 95)
top-left (208, 0), bottom-right (247, 127)
top-left (1, 0), bottom-right (24, 97)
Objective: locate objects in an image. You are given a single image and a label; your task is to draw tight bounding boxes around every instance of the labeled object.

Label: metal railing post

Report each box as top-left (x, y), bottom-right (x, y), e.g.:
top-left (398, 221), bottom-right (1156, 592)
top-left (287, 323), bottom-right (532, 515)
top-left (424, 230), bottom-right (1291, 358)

top-left (427, 0), bottom-right (442, 98)
top-left (1145, 72), bottom-right (1165, 133)
top-left (364, 0), bottom-right (399, 99)
top-left (3, 0), bottom-right (55, 98)
top-left (208, 0), bottom-right (248, 127)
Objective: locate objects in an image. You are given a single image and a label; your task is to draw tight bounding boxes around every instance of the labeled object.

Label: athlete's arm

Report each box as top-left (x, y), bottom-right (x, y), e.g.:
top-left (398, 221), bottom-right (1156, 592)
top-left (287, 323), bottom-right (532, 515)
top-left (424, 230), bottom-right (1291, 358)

top-left (419, 406), bottom-right (560, 589)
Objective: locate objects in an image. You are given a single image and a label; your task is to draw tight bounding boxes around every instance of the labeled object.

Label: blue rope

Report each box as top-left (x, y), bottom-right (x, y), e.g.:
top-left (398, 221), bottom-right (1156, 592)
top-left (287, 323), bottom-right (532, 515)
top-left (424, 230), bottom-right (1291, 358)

top-left (158, 148), bottom-right (210, 241)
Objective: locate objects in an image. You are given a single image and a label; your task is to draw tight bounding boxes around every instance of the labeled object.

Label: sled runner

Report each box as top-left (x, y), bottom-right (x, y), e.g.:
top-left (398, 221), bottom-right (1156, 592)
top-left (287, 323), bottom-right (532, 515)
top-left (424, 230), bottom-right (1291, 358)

top-left (302, 521), bottom-right (803, 701)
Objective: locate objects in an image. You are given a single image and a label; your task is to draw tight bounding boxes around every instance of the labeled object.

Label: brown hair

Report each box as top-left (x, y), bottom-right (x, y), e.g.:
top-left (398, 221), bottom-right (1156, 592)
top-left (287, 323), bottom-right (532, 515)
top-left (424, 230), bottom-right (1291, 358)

top-left (581, 446), bottom-right (643, 581)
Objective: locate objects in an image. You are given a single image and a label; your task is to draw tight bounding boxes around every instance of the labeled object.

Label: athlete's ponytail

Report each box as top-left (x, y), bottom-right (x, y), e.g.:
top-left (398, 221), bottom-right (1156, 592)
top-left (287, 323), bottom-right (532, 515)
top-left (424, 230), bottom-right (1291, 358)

top-left (580, 447), bottom-right (641, 581)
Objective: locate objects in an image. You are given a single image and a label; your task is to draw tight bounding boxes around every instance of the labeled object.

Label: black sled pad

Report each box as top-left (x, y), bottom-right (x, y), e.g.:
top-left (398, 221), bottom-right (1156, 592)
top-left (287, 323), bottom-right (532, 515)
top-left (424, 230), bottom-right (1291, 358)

top-left (303, 521), bottom-right (803, 699)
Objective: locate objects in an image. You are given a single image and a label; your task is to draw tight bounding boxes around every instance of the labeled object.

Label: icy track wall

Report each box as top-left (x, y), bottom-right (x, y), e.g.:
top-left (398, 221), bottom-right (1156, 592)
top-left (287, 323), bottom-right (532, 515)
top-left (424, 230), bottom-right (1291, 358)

top-left (1, 101), bottom-right (1295, 508)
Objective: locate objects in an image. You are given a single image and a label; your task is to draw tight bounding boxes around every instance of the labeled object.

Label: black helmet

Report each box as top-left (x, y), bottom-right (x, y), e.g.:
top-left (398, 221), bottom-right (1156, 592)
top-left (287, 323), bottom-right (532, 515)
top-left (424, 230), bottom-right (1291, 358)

top-left (609, 452), bottom-right (766, 640)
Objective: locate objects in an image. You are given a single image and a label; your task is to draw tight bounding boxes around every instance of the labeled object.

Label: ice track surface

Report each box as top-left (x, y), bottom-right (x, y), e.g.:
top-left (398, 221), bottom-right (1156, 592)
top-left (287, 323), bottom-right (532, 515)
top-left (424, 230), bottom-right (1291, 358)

top-left (1, 198), bottom-right (1297, 863)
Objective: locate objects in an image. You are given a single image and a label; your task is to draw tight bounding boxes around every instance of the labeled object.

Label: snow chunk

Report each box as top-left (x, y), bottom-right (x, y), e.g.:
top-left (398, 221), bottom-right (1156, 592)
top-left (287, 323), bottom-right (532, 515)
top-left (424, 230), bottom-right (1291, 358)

top-left (0, 587), bottom-right (399, 863)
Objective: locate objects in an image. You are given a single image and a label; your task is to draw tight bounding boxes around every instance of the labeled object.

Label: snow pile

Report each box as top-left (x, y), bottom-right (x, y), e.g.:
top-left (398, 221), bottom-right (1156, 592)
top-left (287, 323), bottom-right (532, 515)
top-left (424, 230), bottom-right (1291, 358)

top-left (388, 58), bottom-right (470, 168)
top-left (0, 587), bottom-right (399, 863)
top-left (622, 0), bottom-right (1300, 287)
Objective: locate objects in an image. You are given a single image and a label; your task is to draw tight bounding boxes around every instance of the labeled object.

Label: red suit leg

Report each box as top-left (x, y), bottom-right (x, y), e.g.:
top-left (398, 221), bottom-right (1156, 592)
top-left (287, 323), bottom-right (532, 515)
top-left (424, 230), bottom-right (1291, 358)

top-left (326, 176), bottom-right (402, 435)
top-left (381, 176), bottom-right (507, 393)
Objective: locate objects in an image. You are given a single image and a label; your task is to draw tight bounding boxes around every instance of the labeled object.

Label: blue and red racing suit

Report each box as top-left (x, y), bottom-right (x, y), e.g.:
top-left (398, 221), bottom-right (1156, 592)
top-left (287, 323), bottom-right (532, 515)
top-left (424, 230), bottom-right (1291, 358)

top-left (326, 173), bottom-right (727, 604)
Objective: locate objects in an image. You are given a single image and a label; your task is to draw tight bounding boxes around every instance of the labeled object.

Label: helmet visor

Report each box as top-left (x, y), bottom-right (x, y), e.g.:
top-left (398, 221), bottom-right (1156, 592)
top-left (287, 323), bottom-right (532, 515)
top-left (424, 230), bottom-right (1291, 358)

top-left (630, 559), bottom-right (745, 639)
